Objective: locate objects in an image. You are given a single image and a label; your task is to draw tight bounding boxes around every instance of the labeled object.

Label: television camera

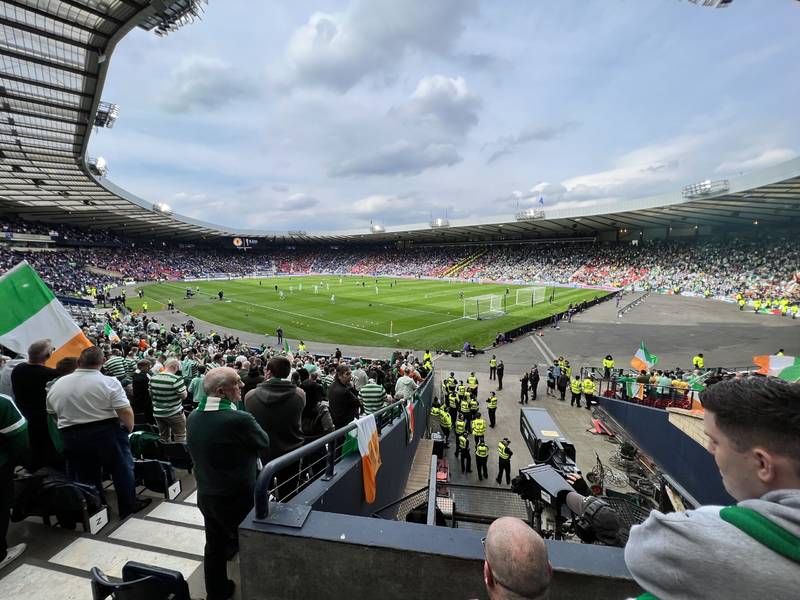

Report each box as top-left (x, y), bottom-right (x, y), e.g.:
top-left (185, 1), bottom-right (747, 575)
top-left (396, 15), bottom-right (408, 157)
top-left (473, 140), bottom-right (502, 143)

top-left (512, 408), bottom-right (626, 546)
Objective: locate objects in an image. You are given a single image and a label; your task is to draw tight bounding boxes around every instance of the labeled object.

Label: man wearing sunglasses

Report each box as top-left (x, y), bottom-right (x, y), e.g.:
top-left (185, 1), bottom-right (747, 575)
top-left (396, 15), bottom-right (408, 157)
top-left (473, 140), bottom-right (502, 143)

top-left (482, 517), bottom-right (551, 599)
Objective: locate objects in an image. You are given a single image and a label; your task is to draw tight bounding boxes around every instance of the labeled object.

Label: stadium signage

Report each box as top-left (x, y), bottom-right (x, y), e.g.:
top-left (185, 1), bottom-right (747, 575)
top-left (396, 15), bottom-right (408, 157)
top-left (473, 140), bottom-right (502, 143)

top-left (515, 209), bottom-right (546, 221)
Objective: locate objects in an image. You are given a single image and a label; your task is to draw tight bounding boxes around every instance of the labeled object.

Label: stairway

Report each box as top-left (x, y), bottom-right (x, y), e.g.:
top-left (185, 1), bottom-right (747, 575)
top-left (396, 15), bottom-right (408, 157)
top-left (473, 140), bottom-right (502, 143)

top-left (442, 249), bottom-right (487, 278)
top-left (0, 487), bottom-right (213, 600)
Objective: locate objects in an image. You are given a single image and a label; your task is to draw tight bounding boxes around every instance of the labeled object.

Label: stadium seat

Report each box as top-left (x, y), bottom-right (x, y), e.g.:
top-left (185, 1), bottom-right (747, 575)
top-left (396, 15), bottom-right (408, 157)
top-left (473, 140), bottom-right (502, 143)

top-left (90, 561), bottom-right (190, 600)
top-left (157, 441), bottom-right (194, 473)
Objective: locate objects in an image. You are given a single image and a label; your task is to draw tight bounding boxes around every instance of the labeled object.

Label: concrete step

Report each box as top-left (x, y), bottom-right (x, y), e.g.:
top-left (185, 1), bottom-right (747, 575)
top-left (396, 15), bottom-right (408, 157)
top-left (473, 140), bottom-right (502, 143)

top-left (109, 517), bottom-right (205, 557)
top-left (144, 501), bottom-right (204, 527)
top-left (48, 537), bottom-right (201, 580)
top-left (0, 562), bottom-right (90, 600)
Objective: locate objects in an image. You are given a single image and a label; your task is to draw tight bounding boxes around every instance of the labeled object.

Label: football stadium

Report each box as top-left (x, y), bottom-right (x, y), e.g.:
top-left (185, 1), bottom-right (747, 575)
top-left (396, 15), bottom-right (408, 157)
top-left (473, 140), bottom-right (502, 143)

top-left (0, 2), bottom-right (799, 599)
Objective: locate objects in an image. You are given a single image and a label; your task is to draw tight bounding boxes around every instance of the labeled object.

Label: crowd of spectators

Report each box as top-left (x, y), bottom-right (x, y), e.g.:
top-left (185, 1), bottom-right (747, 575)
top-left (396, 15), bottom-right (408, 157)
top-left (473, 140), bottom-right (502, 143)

top-left (2, 214), bottom-right (798, 302)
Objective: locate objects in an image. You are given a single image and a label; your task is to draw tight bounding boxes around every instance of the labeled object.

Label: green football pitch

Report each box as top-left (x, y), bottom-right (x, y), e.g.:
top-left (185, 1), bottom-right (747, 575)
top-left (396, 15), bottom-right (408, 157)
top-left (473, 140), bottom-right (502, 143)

top-left (129, 277), bottom-right (607, 350)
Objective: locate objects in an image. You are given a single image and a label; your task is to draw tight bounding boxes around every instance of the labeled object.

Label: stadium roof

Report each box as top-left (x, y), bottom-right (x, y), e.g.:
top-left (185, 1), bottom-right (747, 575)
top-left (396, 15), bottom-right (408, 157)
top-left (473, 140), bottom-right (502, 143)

top-left (1, 1), bottom-right (800, 245)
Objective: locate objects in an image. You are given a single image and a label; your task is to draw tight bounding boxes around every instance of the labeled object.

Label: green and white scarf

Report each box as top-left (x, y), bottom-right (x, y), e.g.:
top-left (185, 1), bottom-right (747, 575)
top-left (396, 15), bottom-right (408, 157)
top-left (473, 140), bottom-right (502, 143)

top-left (196, 396), bottom-right (237, 412)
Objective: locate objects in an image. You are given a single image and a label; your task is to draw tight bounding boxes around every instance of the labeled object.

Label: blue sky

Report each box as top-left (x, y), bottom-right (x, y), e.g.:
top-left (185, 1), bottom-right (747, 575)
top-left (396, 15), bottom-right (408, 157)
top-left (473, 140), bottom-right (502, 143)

top-left (89, 0), bottom-right (800, 232)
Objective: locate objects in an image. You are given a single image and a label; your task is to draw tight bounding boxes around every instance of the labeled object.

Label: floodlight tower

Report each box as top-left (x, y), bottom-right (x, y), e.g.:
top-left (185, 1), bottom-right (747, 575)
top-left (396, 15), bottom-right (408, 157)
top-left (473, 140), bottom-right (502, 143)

top-left (94, 102), bottom-right (120, 128)
top-left (87, 157), bottom-right (108, 177)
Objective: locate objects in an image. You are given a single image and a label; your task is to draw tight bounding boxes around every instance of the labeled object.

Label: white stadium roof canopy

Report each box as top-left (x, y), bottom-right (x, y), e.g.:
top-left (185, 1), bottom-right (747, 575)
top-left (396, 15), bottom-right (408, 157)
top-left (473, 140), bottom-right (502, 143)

top-left (1, 0), bottom-right (799, 245)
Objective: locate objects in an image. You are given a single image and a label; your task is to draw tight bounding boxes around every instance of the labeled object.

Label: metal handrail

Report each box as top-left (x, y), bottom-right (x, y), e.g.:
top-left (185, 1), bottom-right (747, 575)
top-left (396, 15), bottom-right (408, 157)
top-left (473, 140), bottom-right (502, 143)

top-left (254, 397), bottom-right (409, 520)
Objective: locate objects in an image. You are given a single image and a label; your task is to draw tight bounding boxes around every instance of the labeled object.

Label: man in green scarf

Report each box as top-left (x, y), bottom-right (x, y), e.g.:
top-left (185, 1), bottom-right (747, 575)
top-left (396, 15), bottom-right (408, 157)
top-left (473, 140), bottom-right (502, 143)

top-left (187, 367), bottom-right (269, 600)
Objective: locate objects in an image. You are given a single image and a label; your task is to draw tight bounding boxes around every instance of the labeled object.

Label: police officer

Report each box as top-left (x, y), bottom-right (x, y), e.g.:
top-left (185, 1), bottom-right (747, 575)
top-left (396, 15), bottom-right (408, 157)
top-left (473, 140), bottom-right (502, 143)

top-left (446, 372), bottom-right (457, 393)
top-left (471, 411), bottom-right (486, 445)
top-left (570, 375), bottom-right (583, 408)
top-left (459, 394), bottom-right (472, 429)
top-left (602, 355), bottom-right (614, 379)
top-left (423, 349), bottom-right (433, 364)
top-left (475, 440), bottom-right (489, 481)
top-left (692, 353), bottom-right (704, 370)
top-left (496, 438), bottom-right (513, 485)
top-left (520, 371), bottom-right (529, 404)
top-left (489, 355), bottom-right (497, 380)
top-left (467, 372), bottom-right (479, 399)
top-left (486, 392), bottom-right (498, 428)
top-left (439, 409), bottom-right (452, 447)
top-left (469, 396), bottom-right (479, 423)
top-left (582, 375), bottom-right (595, 411)
top-left (447, 390), bottom-right (458, 424)
top-left (454, 414), bottom-right (467, 457)
top-left (458, 433), bottom-right (472, 474)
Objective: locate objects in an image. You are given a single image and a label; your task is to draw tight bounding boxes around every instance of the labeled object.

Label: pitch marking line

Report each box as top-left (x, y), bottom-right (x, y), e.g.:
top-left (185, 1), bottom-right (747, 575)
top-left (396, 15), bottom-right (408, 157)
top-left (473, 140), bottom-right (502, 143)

top-left (395, 316), bottom-right (465, 336)
top-left (225, 296), bottom-right (393, 338)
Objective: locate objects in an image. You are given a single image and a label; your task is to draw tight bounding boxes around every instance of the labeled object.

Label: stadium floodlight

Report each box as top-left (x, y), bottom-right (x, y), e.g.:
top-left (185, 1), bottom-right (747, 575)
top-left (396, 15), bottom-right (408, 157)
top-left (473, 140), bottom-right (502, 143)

top-left (94, 102), bottom-right (120, 128)
top-left (681, 179), bottom-right (729, 199)
top-left (153, 203), bottom-right (173, 215)
top-left (515, 286), bottom-right (547, 307)
top-left (140, 0), bottom-right (208, 37)
top-left (430, 217), bottom-right (450, 228)
top-left (87, 157), bottom-right (108, 177)
top-left (463, 294), bottom-right (506, 320)
top-left (370, 224), bottom-right (386, 233)
top-left (515, 209), bottom-right (546, 221)
top-left (687, 0), bottom-right (734, 7)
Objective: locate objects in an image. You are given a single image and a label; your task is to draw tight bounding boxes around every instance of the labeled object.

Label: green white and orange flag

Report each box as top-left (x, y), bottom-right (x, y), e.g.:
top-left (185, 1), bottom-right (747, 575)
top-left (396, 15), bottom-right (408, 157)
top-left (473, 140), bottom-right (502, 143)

top-left (356, 414), bottom-right (382, 503)
top-left (0, 261), bottom-right (92, 367)
top-left (630, 341), bottom-right (659, 372)
top-left (753, 355), bottom-right (800, 382)
top-left (104, 323), bottom-right (120, 344)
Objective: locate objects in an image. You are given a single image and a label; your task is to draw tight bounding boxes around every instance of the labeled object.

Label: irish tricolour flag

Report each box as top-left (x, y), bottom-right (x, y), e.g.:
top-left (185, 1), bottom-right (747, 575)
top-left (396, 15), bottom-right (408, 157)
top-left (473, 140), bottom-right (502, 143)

top-left (630, 341), bottom-right (659, 372)
top-left (753, 355), bottom-right (800, 382)
top-left (0, 261), bottom-right (92, 367)
top-left (356, 414), bottom-right (382, 504)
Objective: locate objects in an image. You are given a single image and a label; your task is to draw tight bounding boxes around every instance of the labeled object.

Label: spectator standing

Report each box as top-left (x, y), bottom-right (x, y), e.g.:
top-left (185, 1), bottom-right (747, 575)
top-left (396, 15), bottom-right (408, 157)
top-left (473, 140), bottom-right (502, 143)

top-left (149, 358), bottom-right (188, 442)
top-left (482, 517), bottom-right (551, 600)
top-left (394, 368), bottom-right (419, 403)
top-left (530, 367), bottom-right (540, 401)
top-left (47, 346), bottom-right (148, 518)
top-left (557, 370), bottom-right (569, 402)
top-left (11, 340), bottom-right (59, 470)
top-left (520, 372), bottom-right (529, 404)
top-left (350, 361), bottom-right (369, 391)
top-left (299, 368), bottom-right (334, 476)
top-left (328, 364), bottom-right (361, 429)
top-left (0, 392), bottom-right (28, 570)
top-left (245, 357), bottom-right (305, 500)
top-left (187, 367), bottom-right (269, 600)
top-left (241, 365), bottom-right (264, 397)
top-left (496, 361), bottom-right (504, 390)
top-left (624, 377), bottom-right (800, 599)
top-left (131, 359), bottom-right (153, 423)
top-left (359, 377), bottom-right (389, 415)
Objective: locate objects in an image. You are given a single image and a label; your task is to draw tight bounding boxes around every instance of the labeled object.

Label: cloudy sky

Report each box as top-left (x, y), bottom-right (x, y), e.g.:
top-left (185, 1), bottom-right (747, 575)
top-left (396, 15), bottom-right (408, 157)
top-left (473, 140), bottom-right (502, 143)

top-left (89, 0), bottom-right (800, 233)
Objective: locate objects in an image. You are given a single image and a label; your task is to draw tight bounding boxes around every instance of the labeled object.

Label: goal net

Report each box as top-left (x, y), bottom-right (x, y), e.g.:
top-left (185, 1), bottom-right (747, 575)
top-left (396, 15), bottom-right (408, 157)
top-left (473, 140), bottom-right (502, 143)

top-left (515, 286), bottom-right (547, 307)
top-left (463, 294), bottom-right (505, 320)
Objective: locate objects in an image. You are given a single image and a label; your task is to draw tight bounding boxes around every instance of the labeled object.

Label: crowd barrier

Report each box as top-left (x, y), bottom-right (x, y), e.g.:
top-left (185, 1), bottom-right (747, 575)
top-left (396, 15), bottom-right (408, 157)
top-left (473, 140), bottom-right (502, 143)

top-left (616, 292), bottom-right (650, 318)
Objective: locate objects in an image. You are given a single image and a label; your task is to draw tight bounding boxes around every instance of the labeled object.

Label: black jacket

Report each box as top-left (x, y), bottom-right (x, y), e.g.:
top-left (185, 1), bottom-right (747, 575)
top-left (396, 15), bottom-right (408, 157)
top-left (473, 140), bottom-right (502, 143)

top-left (245, 378), bottom-right (305, 462)
top-left (327, 378), bottom-right (360, 428)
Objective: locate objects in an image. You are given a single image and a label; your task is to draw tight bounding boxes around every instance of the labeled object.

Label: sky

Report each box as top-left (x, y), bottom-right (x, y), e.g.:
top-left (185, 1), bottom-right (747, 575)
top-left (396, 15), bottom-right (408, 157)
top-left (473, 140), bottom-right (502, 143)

top-left (88, 0), bottom-right (800, 233)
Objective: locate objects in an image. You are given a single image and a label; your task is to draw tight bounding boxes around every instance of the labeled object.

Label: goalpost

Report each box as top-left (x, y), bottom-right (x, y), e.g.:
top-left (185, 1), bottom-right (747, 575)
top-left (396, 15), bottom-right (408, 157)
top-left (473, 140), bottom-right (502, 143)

top-left (515, 286), bottom-right (547, 307)
top-left (463, 294), bottom-right (506, 320)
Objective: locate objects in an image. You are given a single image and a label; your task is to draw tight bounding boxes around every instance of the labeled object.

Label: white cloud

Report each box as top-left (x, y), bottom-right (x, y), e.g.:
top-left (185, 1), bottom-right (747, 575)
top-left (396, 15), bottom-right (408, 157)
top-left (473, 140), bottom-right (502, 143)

top-left (329, 140), bottom-right (461, 177)
top-left (485, 122), bottom-right (581, 164)
top-left (160, 56), bottom-right (258, 112)
top-left (391, 75), bottom-right (481, 135)
top-left (715, 148), bottom-right (798, 174)
top-left (281, 0), bottom-right (478, 91)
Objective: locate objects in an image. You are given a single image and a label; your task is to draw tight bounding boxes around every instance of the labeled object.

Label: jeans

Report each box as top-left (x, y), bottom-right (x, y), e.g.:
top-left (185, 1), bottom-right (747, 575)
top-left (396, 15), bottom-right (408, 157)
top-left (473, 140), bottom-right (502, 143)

top-left (61, 419), bottom-right (137, 517)
top-left (156, 412), bottom-right (187, 443)
top-left (197, 492), bottom-right (253, 600)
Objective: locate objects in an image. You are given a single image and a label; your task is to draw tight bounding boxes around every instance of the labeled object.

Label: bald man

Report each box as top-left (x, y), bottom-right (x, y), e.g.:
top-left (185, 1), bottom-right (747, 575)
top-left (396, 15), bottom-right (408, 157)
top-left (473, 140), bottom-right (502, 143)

top-left (483, 517), bottom-right (551, 600)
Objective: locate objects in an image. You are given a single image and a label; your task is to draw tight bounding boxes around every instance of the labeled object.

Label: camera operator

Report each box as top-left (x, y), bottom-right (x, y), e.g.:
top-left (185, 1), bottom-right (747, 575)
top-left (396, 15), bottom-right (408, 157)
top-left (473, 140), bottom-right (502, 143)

top-left (623, 377), bottom-right (799, 599)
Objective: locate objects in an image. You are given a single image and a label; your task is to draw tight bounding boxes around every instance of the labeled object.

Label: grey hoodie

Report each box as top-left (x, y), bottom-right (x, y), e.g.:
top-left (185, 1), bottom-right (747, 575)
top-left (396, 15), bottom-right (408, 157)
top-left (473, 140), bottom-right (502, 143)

top-left (625, 489), bottom-right (800, 600)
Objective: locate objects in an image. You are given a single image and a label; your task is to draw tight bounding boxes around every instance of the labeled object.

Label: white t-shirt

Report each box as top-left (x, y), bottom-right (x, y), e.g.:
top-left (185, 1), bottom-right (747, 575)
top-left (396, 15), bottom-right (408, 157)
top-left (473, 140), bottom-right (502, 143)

top-left (47, 368), bottom-right (130, 428)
